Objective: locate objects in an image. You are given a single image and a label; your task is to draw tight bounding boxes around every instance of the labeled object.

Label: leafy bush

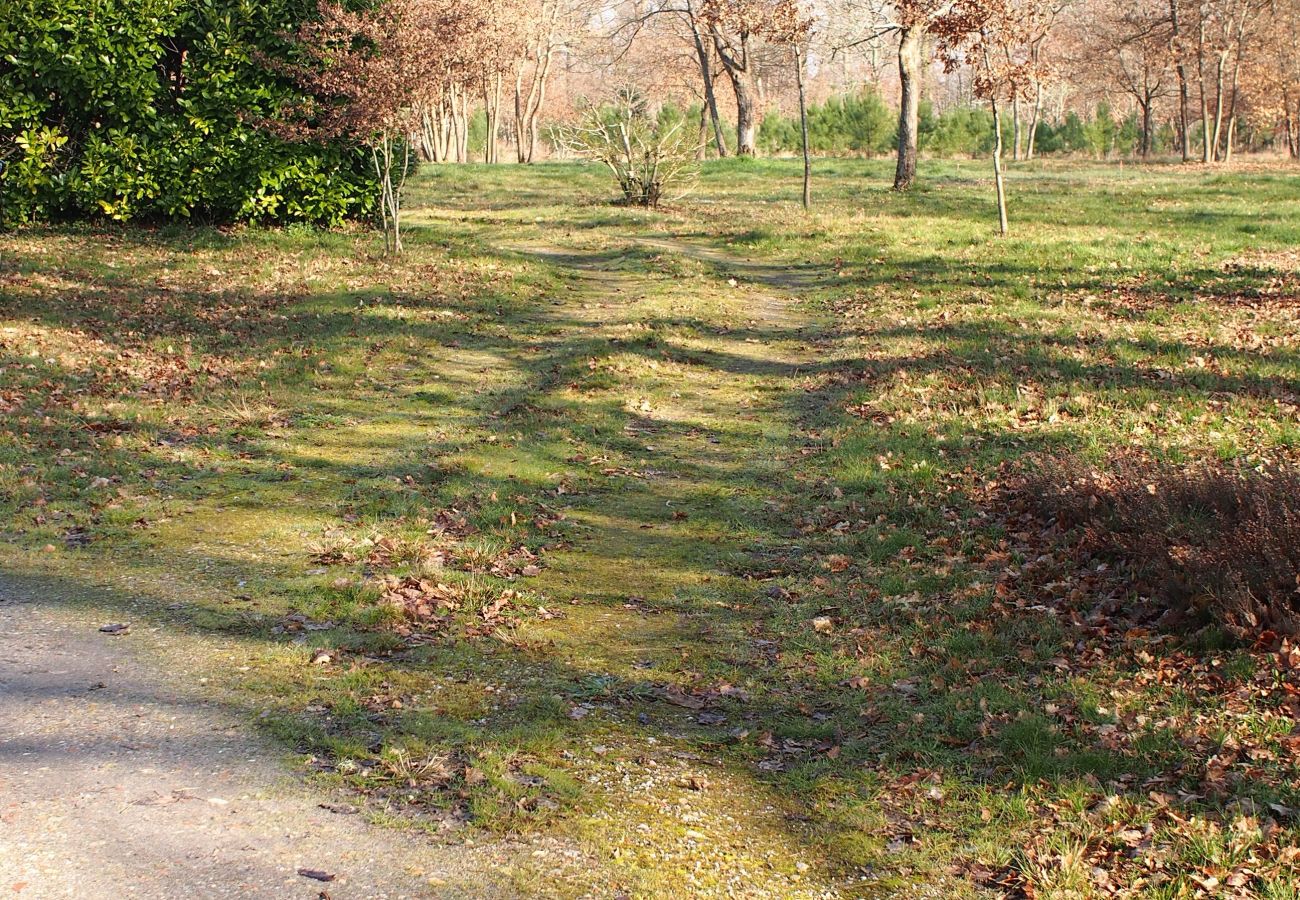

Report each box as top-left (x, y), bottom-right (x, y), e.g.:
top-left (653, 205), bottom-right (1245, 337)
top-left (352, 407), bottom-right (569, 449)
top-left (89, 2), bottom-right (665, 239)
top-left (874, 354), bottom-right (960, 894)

top-left (0, 0), bottom-right (375, 225)
top-left (1019, 456), bottom-right (1300, 640)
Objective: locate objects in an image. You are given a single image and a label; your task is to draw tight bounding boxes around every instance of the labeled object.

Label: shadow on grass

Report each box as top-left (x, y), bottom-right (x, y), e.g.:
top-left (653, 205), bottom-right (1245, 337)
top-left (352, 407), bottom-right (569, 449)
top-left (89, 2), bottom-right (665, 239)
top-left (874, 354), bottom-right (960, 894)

top-left (3, 205), bottom-right (1298, 889)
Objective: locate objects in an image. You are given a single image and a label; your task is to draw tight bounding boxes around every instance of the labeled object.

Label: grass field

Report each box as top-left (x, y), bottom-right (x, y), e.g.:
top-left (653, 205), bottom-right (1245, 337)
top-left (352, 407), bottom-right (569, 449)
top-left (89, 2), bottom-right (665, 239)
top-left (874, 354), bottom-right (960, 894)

top-left (2, 157), bottom-right (1299, 897)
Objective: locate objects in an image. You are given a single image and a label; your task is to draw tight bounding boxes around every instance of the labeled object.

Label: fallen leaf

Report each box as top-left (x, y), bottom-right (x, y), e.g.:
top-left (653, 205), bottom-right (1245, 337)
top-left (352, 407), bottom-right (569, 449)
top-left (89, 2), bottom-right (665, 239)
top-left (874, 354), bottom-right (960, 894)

top-left (297, 868), bottom-right (335, 882)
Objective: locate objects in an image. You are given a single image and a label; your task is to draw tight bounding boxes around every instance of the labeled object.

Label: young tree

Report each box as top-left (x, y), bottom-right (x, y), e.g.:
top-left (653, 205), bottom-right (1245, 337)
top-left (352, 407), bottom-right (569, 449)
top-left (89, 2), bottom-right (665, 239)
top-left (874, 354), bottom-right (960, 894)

top-left (1017, 0), bottom-right (1069, 159)
top-left (287, 0), bottom-right (463, 252)
top-left (558, 89), bottom-right (701, 205)
top-left (793, 37), bottom-right (813, 207)
top-left (944, 0), bottom-right (1046, 233)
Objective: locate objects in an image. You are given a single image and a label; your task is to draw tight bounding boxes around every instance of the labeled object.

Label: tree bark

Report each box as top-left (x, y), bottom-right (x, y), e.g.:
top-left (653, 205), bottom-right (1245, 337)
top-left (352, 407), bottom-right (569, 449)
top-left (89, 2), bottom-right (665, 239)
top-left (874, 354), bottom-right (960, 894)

top-left (732, 74), bottom-right (758, 156)
top-left (1170, 0), bottom-right (1193, 161)
top-left (991, 99), bottom-right (1008, 236)
top-left (794, 44), bottom-right (811, 209)
top-left (713, 31), bottom-right (758, 156)
top-left (893, 23), bottom-right (923, 191)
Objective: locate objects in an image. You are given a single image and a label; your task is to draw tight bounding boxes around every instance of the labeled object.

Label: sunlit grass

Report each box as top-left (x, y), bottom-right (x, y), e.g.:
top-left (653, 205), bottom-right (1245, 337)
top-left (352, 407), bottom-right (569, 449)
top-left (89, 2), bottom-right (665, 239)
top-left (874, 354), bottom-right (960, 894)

top-left (2, 157), bottom-right (1298, 897)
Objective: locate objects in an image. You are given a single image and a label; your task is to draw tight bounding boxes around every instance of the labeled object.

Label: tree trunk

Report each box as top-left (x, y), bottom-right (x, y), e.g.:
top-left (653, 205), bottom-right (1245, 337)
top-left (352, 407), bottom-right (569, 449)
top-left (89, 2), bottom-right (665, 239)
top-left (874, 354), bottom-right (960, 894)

top-left (794, 44), bottom-right (811, 209)
top-left (438, 100), bottom-right (453, 163)
top-left (712, 30), bottom-right (759, 157)
top-left (1012, 96), bottom-right (1022, 161)
top-left (893, 23), bottom-right (923, 191)
top-left (448, 86), bottom-right (466, 163)
top-left (1210, 52), bottom-right (1227, 161)
top-left (514, 73), bottom-right (526, 163)
top-left (483, 73), bottom-right (502, 164)
top-left (1197, 17), bottom-right (1212, 162)
top-left (1221, 36), bottom-right (1245, 162)
top-left (1170, 0), bottom-right (1192, 162)
top-left (733, 76), bottom-right (757, 156)
top-left (418, 105), bottom-right (437, 161)
top-left (1287, 95), bottom-right (1298, 158)
top-left (372, 133), bottom-right (405, 255)
top-left (1141, 97), bottom-right (1153, 158)
top-left (459, 89), bottom-right (470, 162)
top-left (1026, 83), bottom-right (1043, 160)
top-left (688, 5), bottom-right (728, 158)
top-left (991, 99), bottom-right (1008, 236)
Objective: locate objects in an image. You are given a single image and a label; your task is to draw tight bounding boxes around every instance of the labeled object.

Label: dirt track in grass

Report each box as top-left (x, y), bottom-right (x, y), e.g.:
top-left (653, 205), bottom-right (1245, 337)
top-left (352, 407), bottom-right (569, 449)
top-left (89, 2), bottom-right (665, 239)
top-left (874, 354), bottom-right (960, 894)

top-left (4, 159), bottom-right (1299, 898)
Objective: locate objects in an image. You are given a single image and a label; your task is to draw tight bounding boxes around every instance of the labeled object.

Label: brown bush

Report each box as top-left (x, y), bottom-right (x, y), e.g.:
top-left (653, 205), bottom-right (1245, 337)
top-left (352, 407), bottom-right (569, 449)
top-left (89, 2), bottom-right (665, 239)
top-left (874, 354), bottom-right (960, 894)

top-left (1019, 455), bottom-right (1300, 640)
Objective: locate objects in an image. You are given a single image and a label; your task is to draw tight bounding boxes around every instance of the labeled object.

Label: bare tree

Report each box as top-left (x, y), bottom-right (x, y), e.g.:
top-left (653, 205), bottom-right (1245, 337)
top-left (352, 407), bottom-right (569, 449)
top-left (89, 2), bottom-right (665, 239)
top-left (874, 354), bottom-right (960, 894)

top-left (1245, 0), bottom-right (1300, 157)
top-left (1096, 0), bottom-right (1173, 157)
top-left (686, 0), bottom-right (732, 156)
top-left (700, 0), bottom-right (766, 154)
top-left (1169, 0), bottom-right (1195, 159)
top-left (514, 0), bottom-right (563, 163)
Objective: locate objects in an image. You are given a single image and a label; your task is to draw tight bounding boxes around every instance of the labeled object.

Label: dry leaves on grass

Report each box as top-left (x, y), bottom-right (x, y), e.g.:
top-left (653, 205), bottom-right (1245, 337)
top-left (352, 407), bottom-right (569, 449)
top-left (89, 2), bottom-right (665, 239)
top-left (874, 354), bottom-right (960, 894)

top-left (377, 576), bottom-right (460, 626)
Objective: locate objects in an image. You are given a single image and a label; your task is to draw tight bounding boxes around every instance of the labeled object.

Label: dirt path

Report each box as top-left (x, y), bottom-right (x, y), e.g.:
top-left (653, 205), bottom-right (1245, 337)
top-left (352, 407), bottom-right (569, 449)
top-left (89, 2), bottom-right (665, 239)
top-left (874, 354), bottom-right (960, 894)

top-left (0, 578), bottom-right (512, 900)
top-left (0, 230), bottom-right (846, 899)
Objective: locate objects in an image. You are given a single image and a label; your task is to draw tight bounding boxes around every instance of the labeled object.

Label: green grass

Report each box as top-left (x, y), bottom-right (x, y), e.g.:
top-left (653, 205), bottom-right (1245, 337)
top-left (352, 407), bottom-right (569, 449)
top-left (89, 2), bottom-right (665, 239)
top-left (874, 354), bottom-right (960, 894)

top-left (2, 157), bottom-right (1299, 897)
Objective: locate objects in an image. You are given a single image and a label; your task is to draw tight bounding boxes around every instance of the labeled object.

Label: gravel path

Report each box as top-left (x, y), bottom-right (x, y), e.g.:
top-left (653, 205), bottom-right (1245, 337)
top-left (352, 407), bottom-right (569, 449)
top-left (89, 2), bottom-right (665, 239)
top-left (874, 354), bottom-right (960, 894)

top-left (0, 578), bottom-right (506, 899)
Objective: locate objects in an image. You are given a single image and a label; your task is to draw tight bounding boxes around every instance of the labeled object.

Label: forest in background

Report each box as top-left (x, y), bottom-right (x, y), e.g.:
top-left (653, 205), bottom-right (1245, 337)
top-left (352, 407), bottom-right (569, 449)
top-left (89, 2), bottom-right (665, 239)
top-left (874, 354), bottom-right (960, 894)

top-left (2, 0), bottom-right (1298, 227)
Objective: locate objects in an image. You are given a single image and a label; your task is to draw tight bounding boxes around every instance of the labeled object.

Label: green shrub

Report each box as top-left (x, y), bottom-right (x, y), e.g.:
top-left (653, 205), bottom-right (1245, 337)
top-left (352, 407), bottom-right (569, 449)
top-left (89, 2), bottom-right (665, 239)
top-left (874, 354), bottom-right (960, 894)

top-left (759, 88), bottom-right (896, 157)
top-left (921, 106), bottom-right (996, 157)
top-left (0, 0), bottom-right (375, 225)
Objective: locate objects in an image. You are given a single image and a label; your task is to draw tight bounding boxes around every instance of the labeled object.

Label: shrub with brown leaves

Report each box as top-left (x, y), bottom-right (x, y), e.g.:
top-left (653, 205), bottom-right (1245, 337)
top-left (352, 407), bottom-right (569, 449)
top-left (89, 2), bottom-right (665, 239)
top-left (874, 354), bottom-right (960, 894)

top-left (1017, 455), bottom-right (1300, 640)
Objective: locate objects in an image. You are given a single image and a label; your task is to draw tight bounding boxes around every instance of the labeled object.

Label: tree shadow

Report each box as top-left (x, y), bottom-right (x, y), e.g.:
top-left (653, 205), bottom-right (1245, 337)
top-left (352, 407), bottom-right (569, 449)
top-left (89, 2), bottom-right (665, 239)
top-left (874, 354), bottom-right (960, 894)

top-left (3, 202), bottom-right (1297, 891)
